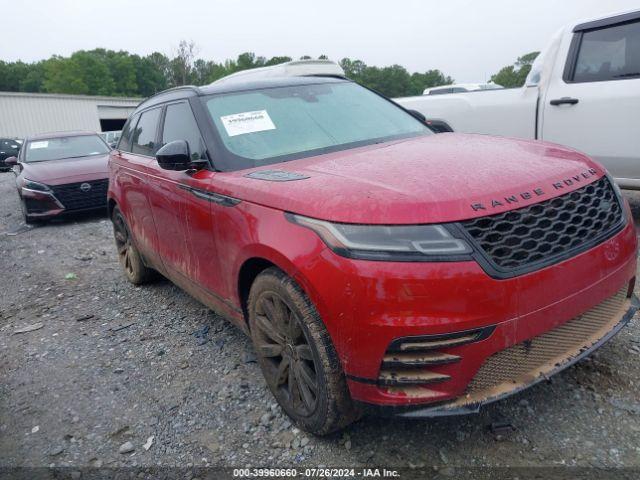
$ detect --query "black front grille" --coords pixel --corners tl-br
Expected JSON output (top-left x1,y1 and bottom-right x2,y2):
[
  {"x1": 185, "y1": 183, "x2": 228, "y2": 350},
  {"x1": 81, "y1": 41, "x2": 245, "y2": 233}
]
[
  {"x1": 51, "y1": 179, "x2": 108, "y2": 211},
  {"x1": 461, "y1": 177, "x2": 624, "y2": 273}
]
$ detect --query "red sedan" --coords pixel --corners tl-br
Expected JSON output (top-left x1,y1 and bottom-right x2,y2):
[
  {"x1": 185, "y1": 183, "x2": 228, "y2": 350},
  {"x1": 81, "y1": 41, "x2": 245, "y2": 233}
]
[
  {"x1": 107, "y1": 74, "x2": 637, "y2": 435},
  {"x1": 7, "y1": 131, "x2": 111, "y2": 223}
]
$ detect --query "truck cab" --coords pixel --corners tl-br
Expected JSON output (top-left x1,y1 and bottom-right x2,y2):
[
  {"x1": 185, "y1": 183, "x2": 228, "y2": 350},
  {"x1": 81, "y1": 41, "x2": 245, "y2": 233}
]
[{"x1": 396, "y1": 9, "x2": 640, "y2": 189}]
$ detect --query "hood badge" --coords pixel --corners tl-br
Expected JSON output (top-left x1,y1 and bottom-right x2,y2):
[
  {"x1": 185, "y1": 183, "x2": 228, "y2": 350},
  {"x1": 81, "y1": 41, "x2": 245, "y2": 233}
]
[
  {"x1": 80, "y1": 182, "x2": 92, "y2": 192},
  {"x1": 245, "y1": 170, "x2": 310, "y2": 182},
  {"x1": 470, "y1": 168, "x2": 597, "y2": 212}
]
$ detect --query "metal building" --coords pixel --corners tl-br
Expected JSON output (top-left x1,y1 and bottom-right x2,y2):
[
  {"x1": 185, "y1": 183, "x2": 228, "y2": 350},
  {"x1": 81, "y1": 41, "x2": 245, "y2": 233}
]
[{"x1": 0, "y1": 91, "x2": 142, "y2": 138}]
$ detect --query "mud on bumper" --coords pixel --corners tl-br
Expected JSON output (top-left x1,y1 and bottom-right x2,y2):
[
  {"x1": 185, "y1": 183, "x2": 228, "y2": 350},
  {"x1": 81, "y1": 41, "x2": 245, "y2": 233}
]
[{"x1": 358, "y1": 289, "x2": 639, "y2": 418}]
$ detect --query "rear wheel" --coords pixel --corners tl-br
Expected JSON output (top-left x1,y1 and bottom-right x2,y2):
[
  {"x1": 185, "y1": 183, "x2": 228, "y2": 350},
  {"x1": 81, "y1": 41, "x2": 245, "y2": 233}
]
[
  {"x1": 111, "y1": 206, "x2": 153, "y2": 285},
  {"x1": 248, "y1": 267, "x2": 360, "y2": 435}
]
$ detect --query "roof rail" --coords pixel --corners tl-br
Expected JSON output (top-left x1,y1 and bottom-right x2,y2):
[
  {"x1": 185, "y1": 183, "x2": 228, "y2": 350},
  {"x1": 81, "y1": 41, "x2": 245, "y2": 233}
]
[
  {"x1": 137, "y1": 85, "x2": 201, "y2": 108},
  {"x1": 210, "y1": 59, "x2": 345, "y2": 86}
]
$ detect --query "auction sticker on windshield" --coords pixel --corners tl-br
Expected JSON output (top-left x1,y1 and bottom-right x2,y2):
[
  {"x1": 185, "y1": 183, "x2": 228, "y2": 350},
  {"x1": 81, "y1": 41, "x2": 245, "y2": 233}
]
[
  {"x1": 29, "y1": 141, "x2": 49, "y2": 149},
  {"x1": 220, "y1": 110, "x2": 276, "y2": 137}
]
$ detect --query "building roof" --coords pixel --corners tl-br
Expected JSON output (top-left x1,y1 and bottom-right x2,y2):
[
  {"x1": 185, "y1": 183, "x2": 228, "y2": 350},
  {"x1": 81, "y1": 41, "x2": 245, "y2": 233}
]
[{"x1": 0, "y1": 91, "x2": 143, "y2": 103}]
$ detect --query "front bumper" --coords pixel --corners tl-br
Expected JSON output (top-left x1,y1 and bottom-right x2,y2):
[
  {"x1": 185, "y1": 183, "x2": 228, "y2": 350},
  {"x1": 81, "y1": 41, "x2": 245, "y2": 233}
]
[
  {"x1": 362, "y1": 293, "x2": 638, "y2": 417},
  {"x1": 21, "y1": 187, "x2": 65, "y2": 219},
  {"x1": 20, "y1": 181, "x2": 108, "y2": 220},
  {"x1": 295, "y1": 216, "x2": 638, "y2": 410}
]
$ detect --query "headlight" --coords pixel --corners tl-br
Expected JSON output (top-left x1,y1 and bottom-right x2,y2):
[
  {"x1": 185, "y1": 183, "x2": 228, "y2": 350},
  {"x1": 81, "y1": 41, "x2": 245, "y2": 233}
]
[
  {"x1": 22, "y1": 179, "x2": 51, "y2": 192},
  {"x1": 287, "y1": 213, "x2": 472, "y2": 261}
]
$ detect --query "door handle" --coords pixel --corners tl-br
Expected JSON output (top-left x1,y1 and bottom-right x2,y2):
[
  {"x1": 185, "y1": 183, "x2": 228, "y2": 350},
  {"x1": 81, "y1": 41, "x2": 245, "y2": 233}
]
[{"x1": 550, "y1": 97, "x2": 579, "y2": 106}]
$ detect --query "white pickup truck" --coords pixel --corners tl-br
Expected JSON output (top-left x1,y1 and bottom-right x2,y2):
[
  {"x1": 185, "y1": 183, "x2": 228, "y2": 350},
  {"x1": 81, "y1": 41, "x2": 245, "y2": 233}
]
[{"x1": 396, "y1": 9, "x2": 640, "y2": 189}]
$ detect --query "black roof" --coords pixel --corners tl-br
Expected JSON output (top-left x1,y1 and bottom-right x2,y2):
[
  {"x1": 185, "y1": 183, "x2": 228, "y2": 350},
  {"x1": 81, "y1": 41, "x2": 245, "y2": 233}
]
[
  {"x1": 574, "y1": 9, "x2": 640, "y2": 32},
  {"x1": 134, "y1": 76, "x2": 349, "y2": 113}
]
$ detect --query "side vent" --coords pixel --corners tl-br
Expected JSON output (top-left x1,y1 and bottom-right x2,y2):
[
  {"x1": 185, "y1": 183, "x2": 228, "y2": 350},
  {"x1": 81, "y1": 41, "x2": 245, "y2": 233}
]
[{"x1": 378, "y1": 327, "x2": 494, "y2": 393}]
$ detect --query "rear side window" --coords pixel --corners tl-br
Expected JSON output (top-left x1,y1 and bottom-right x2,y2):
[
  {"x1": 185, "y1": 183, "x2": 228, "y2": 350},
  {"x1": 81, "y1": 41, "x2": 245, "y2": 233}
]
[
  {"x1": 429, "y1": 88, "x2": 452, "y2": 95},
  {"x1": 161, "y1": 103, "x2": 207, "y2": 161},
  {"x1": 117, "y1": 114, "x2": 138, "y2": 152},
  {"x1": 131, "y1": 108, "x2": 161, "y2": 156},
  {"x1": 573, "y1": 20, "x2": 640, "y2": 82}
]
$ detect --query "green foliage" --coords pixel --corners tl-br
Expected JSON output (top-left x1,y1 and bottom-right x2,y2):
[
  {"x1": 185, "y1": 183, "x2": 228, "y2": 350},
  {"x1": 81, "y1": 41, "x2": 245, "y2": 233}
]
[
  {"x1": 340, "y1": 58, "x2": 452, "y2": 96},
  {"x1": 0, "y1": 45, "x2": 455, "y2": 98},
  {"x1": 490, "y1": 51, "x2": 540, "y2": 88}
]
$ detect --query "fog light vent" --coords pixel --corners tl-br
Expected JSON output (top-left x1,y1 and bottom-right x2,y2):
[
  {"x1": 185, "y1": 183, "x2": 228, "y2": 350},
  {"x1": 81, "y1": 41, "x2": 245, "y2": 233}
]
[{"x1": 378, "y1": 326, "x2": 494, "y2": 390}]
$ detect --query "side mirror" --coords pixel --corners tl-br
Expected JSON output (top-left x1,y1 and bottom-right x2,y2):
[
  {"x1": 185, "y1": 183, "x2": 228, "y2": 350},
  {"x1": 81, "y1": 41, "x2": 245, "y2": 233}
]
[
  {"x1": 407, "y1": 109, "x2": 427, "y2": 123},
  {"x1": 156, "y1": 140, "x2": 194, "y2": 171},
  {"x1": 4, "y1": 156, "x2": 18, "y2": 166}
]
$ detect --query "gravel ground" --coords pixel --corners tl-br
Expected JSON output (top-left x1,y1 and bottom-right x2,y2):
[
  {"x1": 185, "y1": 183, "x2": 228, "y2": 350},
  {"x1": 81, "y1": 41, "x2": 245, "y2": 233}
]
[{"x1": 1, "y1": 171, "x2": 640, "y2": 474}]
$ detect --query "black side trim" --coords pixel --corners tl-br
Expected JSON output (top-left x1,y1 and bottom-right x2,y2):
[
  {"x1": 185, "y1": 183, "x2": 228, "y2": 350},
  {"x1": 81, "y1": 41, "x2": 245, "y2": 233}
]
[
  {"x1": 386, "y1": 325, "x2": 496, "y2": 353},
  {"x1": 573, "y1": 10, "x2": 640, "y2": 32},
  {"x1": 346, "y1": 374, "x2": 378, "y2": 385},
  {"x1": 177, "y1": 184, "x2": 241, "y2": 206},
  {"x1": 563, "y1": 32, "x2": 583, "y2": 83}
]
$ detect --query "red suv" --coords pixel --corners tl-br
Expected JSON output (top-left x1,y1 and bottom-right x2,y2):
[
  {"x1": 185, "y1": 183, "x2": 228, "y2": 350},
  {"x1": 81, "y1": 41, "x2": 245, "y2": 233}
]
[{"x1": 108, "y1": 74, "x2": 637, "y2": 435}]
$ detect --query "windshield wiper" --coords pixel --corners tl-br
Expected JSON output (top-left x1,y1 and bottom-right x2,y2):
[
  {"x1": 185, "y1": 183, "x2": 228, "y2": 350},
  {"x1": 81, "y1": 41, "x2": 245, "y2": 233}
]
[{"x1": 61, "y1": 153, "x2": 105, "y2": 159}]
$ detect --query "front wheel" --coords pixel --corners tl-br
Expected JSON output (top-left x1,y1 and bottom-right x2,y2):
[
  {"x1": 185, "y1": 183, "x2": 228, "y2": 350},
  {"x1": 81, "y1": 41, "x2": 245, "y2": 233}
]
[
  {"x1": 111, "y1": 206, "x2": 154, "y2": 285},
  {"x1": 248, "y1": 267, "x2": 360, "y2": 435}
]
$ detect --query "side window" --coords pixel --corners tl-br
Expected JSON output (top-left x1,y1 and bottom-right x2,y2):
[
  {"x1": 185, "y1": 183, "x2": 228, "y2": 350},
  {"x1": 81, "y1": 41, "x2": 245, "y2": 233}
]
[
  {"x1": 429, "y1": 88, "x2": 452, "y2": 95},
  {"x1": 117, "y1": 114, "x2": 138, "y2": 152},
  {"x1": 573, "y1": 20, "x2": 640, "y2": 82},
  {"x1": 161, "y1": 102, "x2": 207, "y2": 161},
  {"x1": 131, "y1": 108, "x2": 161, "y2": 156}
]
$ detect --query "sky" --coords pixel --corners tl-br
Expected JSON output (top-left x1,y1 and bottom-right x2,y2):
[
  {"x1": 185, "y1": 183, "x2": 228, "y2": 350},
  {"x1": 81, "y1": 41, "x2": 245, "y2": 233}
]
[{"x1": 1, "y1": 0, "x2": 639, "y2": 83}]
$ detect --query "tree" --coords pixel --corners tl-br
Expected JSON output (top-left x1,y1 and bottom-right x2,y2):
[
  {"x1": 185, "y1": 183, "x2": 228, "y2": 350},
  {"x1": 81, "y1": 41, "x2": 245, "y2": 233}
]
[
  {"x1": 43, "y1": 56, "x2": 90, "y2": 94},
  {"x1": 264, "y1": 56, "x2": 292, "y2": 66},
  {"x1": 409, "y1": 70, "x2": 453, "y2": 95},
  {"x1": 0, "y1": 48, "x2": 455, "y2": 98},
  {"x1": 491, "y1": 51, "x2": 540, "y2": 87},
  {"x1": 171, "y1": 40, "x2": 198, "y2": 86},
  {"x1": 134, "y1": 53, "x2": 169, "y2": 97},
  {"x1": 20, "y1": 61, "x2": 46, "y2": 92}
]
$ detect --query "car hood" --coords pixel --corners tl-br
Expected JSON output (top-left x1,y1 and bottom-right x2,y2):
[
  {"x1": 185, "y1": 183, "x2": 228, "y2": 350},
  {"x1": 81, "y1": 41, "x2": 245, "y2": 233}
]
[
  {"x1": 21, "y1": 154, "x2": 110, "y2": 185},
  {"x1": 212, "y1": 133, "x2": 605, "y2": 224}
]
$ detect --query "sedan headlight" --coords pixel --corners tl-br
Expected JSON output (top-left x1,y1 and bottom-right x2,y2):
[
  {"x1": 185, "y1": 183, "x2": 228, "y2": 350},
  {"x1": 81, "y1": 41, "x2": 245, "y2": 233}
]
[
  {"x1": 287, "y1": 213, "x2": 472, "y2": 261},
  {"x1": 22, "y1": 179, "x2": 51, "y2": 192}
]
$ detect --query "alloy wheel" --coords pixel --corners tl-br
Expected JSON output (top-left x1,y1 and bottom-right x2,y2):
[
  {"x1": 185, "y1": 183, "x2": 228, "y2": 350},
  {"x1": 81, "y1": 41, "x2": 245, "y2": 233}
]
[
  {"x1": 253, "y1": 291, "x2": 319, "y2": 417},
  {"x1": 113, "y1": 213, "x2": 135, "y2": 278}
]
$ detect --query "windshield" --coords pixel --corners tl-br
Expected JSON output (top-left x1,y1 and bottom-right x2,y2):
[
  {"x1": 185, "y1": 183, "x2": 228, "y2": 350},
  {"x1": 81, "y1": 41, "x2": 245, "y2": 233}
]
[
  {"x1": 204, "y1": 81, "x2": 430, "y2": 171},
  {"x1": 25, "y1": 135, "x2": 110, "y2": 162}
]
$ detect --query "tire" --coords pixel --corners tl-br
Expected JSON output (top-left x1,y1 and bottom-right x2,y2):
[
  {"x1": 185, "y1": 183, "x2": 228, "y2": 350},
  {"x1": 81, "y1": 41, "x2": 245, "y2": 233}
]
[
  {"x1": 248, "y1": 267, "x2": 360, "y2": 435},
  {"x1": 111, "y1": 206, "x2": 154, "y2": 285}
]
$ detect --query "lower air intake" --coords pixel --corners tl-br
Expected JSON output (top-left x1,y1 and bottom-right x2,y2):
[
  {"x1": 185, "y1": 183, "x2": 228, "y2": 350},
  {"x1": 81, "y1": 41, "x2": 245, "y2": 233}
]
[{"x1": 466, "y1": 286, "x2": 628, "y2": 398}]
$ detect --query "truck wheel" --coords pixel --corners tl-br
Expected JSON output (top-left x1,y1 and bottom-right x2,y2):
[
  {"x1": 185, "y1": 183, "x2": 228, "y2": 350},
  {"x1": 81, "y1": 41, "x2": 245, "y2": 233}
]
[
  {"x1": 248, "y1": 267, "x2": 360, "y2": 435},
  {"x1": 111, "y1": 206, "x2": 153, "y2": 285}
]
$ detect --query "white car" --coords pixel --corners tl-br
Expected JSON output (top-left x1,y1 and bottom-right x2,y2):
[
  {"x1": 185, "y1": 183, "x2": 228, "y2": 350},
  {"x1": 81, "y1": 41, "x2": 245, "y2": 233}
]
[
  {"x1": 99, "y1": 130, "x2": 122, "y2": 148},
  {"x1": 396, "y1": 9, "x2": 640, "y2": 189},
  {"x1": 423, "y1": 83, "x2": 503, "y2": 95}
]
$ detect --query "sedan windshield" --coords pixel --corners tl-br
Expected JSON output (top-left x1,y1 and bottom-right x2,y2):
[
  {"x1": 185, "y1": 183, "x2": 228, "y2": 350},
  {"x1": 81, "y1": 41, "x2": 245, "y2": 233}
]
[
  {"x1": 204, "y1": 81, "x2": 430, "y2": 171},
  {"x1": 25, "y1": 135, "x2": 110, "y2": 162}
]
